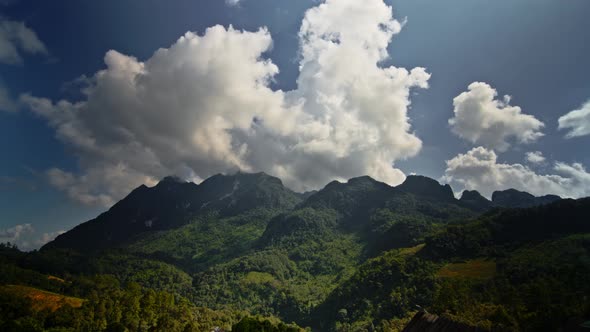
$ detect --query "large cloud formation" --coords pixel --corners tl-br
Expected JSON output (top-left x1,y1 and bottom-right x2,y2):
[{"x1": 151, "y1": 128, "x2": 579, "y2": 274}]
[
  {"x1": 558, "y1": 100, "x2": 590, "y2": 138},
  {"x1": 443, "y1": 147, "x2": 590, "y2": 199},
  {"x1": 449, "y1": 82, "x2": 544, "y2": 151},
  {"x1": 22, "y1": 0, "x2": 430, "y2": 206},
  {"x1": 0, "y1": 19, "x2": 47, "y2": 64}
]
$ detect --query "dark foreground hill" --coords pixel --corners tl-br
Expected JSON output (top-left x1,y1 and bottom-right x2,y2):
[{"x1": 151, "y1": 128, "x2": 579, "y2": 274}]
[{"x1": 1, "y1": 172, "x2": 588, "y2": 331}]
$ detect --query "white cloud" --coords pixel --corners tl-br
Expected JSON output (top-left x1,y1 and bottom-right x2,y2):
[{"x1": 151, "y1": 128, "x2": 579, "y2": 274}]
[
  {"x1": 443, "y1": 146, "x2": 590, "y2": 199},
  {"x1": 449, "y1": 82, "x2": 544, "y2": 152},
  {"x1": 46, "y1": 166, "x2": 158, "y2": 207},
  {"x1": 0, "y1": 223, "x2": 65, "y2": 250},
  {"x1": 0, "y1": 223, "x2": 34, "y2": 250},
  {"x1": 525, "y1": 151, "x2": 545, "y2": 164},
  {"x1": 558, "y1": 100, "x2": 590, "y2": 138},
  {"x1": 225, "y1": 0, "x2": 240, "y2": 6},
  {"x1": 37, "y1": 230, "x2": 66, "y2": 247},
  {"x1": 0, "y1": 19, "x2": 47, "y2": 64},
  {"x1": 22, "y1": 0, "x2": 430, "y2": 206},
  {"x1": 0, "y1": 223, "x2": 33, "y2": 241},
  {"x1": 0, "y1": 85, "x2": 17, "y2": 112}
]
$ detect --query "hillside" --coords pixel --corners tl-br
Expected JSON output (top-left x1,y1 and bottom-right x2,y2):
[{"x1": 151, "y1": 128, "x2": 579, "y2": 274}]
[
  {"x1": 1, "y1": 172, "x2": 588, "y2": 331},
  {"x1": 43, "y1": 172, "x2": 302, "y2": 252},
  {"x1": 0, "y1": 285, "x2": 84, "y2": 312}
]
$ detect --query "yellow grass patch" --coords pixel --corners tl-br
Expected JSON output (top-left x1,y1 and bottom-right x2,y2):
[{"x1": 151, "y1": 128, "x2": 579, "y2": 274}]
[
  {"x1": 1, "y1": 285, "x2": 84, "y2": 312},
  {"x1": 47, "y1": 275, "x2": 66, "y2": 283},
  {"x1": 437, "y1": 259, "x2": 496, "y2": 280},
  {"x1": 398, "y1": 244, "x2": 425, "y2": 257}
]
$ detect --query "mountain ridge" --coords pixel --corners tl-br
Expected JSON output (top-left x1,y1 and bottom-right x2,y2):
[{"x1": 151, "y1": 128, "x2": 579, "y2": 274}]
[
  {"x1": 43, "y1": 172, "x2": 302, "y2": 252},
  {"x1": 6, "y1": 171, "x2": 589, "y2": 332},
  {"x1": 43, "y1": 172, "x2": 564, "y2": 252}
]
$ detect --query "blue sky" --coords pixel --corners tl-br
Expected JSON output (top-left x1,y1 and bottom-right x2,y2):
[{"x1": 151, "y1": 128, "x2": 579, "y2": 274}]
[{"x1": 1, "y1": 0, "x2": 590, "y2": 249}]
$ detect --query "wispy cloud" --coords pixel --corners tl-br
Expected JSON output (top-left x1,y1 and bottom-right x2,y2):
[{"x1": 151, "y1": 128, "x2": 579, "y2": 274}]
[
  {"x1": 558, "y1": 100, "x2": 590, "y2": 138},
  {"x1": 0, "y1": 19, "x2": 47, "y2": 64},
  {"x1": 225, "y1": 0, "x2": 241, "y2": 7},
  {"x1": 0, "y1": 223, "x2": 65, "y2": 251},
  {"x1": 525, "y1": 151, "x2": 546, "y2": 165}
]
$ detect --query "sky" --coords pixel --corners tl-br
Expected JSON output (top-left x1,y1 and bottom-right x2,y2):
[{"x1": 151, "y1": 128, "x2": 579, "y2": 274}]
[{"x1": 1, "y1": 0, "x2": 590, "y2": 249}]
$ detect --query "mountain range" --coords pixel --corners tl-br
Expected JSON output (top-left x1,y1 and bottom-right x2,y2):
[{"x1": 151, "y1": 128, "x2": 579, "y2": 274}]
[
  {"x1": 44, "y1": 172, "x2": 560, "y2": 253},
  {"x1": 1, "y1": 172, "x2": 588, "y2": 332}
]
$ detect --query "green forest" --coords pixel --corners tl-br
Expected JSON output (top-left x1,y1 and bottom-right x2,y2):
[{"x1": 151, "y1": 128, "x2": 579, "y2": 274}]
[{"x1": 1, "y1": 173, "x2": 589, "y2": 331}]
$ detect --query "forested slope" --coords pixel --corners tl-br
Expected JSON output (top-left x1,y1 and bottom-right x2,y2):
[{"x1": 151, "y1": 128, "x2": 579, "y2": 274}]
[{"x1": 1, "y1": 172, "x2": 587, "y2": 331}]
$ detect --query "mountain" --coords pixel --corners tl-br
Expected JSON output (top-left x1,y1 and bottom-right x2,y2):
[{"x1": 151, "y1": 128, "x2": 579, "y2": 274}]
[
  {"x1": 491, "y1": 188, "x2": 561, "y2": 208},
  {"x1": 47, "y1": 173, "x2": 566, "y2": 254},
  {"x1": 458, "y1": 188, "x2": 561, "y2": 211},
  {"x1": 195, "y1": 172, "x2": 304, "y2": 215},
  {"x1": 260, "y1": 175, "x2": 475, "y2": 251},
  {"x1": 397, "y1": 175, "x2": 456, "y2": 202},
  {"x1": 43, "y1": 172, "x2": 302, "y2": 252},
  {"x1": 5, "y1": 172, "x2": 587, "y2": 332},
  {"x1": 298, "y1": 176, "x2": 396, "y2": 218},
  {"x1": 311, "y1": 197, "x2": 590, "y2": 331},
  {"x1": 423, "y1": 197, "x2": 590, "y2": 259},
  {"x1": 459, "y1": 190, "x2": 492, "y2": 211}
]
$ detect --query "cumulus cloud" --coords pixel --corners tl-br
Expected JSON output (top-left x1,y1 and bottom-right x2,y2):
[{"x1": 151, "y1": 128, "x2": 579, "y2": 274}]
[
  {"x1": 558, "y1": 100, "x2": 590, "y2": 138},
  {"x1": 443, "y1": 146, "x2": 590, "y2": 199},
  {"x1": 449, "y1": 82, "x2": 544, "y2": 152},
  {"x1": 22, "y1": 0, "x2": 430, "y2": 206},
  {"x1": 0, "y1": 19, "x2": 47, "y2": 64},
  {"x1": 45, "y1": 166, "x2": 159, "y2": 207},
  {"x1": 525, "y1": 151, "x2": 546, "y2": 164}
]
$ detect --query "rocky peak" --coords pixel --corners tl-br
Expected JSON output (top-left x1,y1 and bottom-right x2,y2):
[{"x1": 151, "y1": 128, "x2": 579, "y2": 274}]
[
  {"x1": 492, "y1": 189, "x2": 561, "y2": 208},
  {"x1": 397, "y1": 175, "x2": 455, "y2": 201}
]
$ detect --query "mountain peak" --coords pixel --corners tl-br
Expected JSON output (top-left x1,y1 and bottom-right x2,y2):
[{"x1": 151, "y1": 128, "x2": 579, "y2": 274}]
[
  {"x1": 459, "y1": 190, "x2": 492, "y2": 211},
  {"x1": 492, "y1": 188, "x2": 534, "y2": 200},
  {"x1": 492, "y1": 189, "x2": 561, "y2": 208},
  {"x1": 460, "y1": 190, "x2": 487, "y2": 201},
  {"x1": 302, "y1": 175, "x2": 393, "y2": 213},
  {"x1": 195, "y1": 171, "x2": 302, "y2": 215},
  {"x1": 397, "y1": 175, "x2": 455, "y2": 201},
  {"x1": 158, "y1": 175, "x2": 187, "y2": 185},
  {"x1": 43, "y1": 171, "x2": 301, "y2": 252},
  {"x1": 201, "y1": 171, "x2": 282, "y2": 186},
  {"x1": 347, "y1": 175, "x2": 380, "y2": 185},
  {"x1": 236, "y1": 171, "x2": 284, "y2": 186}
]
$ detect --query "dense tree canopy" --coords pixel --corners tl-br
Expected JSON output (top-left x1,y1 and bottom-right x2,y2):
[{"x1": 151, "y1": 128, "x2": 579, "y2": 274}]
[{"x1": 1, "y1": 174, "x2": 589, "y2": 331}]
